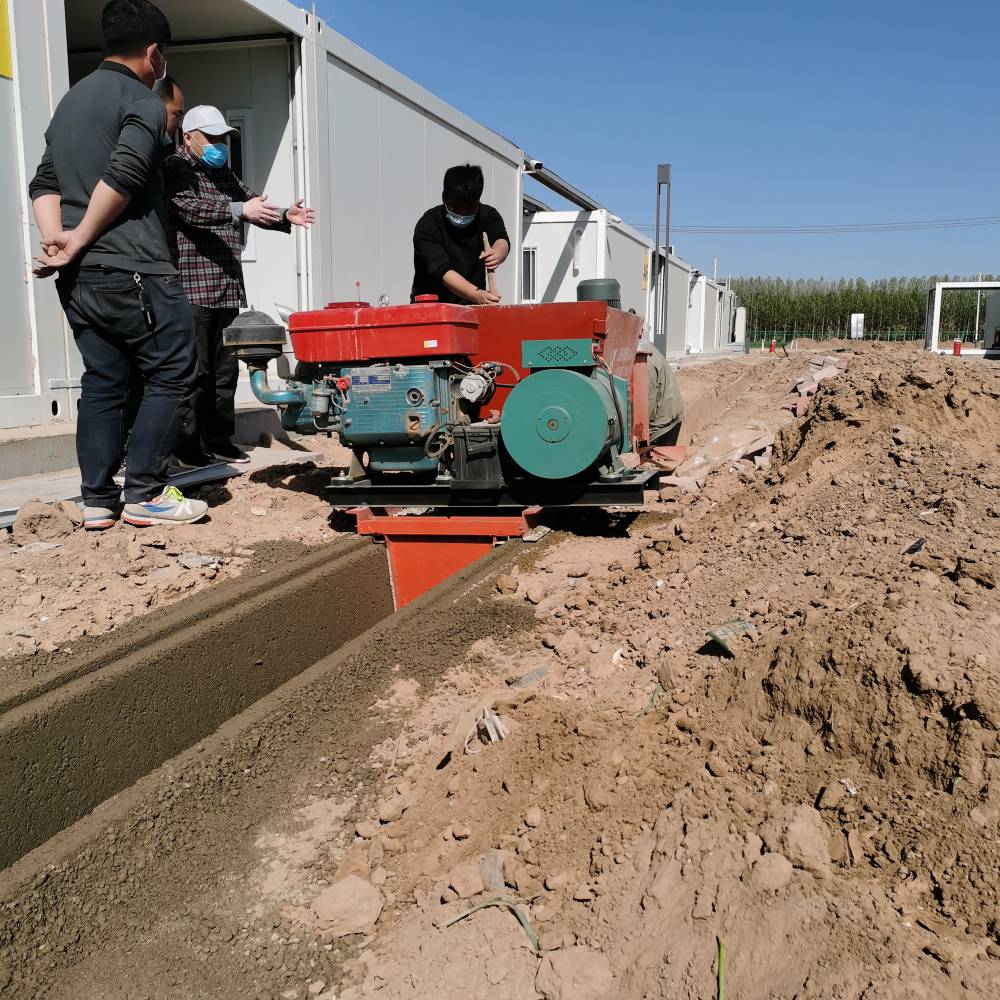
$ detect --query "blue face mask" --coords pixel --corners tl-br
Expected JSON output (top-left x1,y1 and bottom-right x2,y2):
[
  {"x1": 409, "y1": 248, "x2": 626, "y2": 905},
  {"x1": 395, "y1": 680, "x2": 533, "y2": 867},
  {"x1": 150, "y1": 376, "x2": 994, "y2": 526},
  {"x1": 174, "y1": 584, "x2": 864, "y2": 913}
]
[
  {"x1": 194, "y1": 137, "x2": 229, "y2": 169},
  {"x1": 445, "y1": 206, "x2": 476, "y2": 227}
]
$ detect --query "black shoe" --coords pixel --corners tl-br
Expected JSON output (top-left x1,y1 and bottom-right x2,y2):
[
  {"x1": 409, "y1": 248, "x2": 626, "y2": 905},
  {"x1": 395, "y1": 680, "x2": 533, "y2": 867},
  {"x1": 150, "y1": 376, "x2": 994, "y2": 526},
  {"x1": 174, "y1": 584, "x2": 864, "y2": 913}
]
[
  {"x1": 209, "y1": 447, "x2": 251, "y2": 465},
  {"x1": 169, "y1": 449, "x2": 216, "y2": 472}
]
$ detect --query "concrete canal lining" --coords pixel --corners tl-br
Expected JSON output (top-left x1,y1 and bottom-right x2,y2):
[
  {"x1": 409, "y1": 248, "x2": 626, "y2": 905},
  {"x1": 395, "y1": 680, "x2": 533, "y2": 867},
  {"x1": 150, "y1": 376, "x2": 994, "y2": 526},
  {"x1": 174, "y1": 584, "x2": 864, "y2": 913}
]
[{"x1": 0, "y1": 537, "x2": 393, "y2": 870}]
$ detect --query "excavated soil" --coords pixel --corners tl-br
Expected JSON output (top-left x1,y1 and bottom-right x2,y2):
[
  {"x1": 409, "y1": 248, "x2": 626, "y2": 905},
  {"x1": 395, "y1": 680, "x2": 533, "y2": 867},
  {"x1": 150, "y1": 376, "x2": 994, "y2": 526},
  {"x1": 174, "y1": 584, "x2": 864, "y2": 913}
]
[
  {"x1": 2, "y1": 345, "x2": 999, "y2": 1000},
  {"x1": 0, "y1": 440, "x2": 351, "y2": 682}
]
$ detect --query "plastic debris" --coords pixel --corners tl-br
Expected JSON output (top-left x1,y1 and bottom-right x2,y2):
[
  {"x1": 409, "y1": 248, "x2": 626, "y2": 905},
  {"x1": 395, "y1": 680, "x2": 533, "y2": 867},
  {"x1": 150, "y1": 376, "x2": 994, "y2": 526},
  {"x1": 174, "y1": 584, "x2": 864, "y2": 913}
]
[
  {"x1": 521, "y1": 525, "x2": 552, "y2": 544},
  {"x1": 479, "y1": 849, "x2": 506, "y2": 893},
  {"x1": 464, "y1": 707, "x2": 508, "y2": 755},
  {"x1": 706, "y1": 620, "x2": 752, "y2": 657},
  {"x1": 443, "y1": 895, "x2": 540, "y2": 952},
  {"x1": 177, "y1": 552, "x2": 221, "y2": 570},
  {"x1": 509, "y1": 665, "x2": 551, "y2": 689},
  {"x1": 636, "y1": 683, "x2": 665, "y2": 718}
]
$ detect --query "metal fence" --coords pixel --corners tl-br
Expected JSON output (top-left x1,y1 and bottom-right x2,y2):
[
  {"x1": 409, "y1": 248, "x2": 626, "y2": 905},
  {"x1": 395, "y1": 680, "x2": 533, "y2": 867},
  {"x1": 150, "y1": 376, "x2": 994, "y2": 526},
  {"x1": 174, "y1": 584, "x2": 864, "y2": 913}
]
[{"x1": 747, "y1": 329, "x2": 927, "y2": 348}]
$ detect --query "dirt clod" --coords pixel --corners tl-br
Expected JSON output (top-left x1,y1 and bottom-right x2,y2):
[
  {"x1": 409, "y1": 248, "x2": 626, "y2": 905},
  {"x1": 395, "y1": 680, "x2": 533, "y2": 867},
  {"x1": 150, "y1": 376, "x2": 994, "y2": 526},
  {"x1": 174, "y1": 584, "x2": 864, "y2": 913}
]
[
  {"x1": 535, "y1": 946, "x2": 614, "y2": 1000},
  {"x1": 12, "y1": 500, "x2": 75, "y2": 545},
  {"x1": 312, "y1": 876, "x2": 384, "y2": 937}
]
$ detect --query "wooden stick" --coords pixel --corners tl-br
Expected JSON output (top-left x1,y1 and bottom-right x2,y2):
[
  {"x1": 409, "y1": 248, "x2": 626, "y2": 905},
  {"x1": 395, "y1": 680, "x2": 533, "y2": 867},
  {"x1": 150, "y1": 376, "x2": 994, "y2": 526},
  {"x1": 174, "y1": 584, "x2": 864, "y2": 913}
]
[{"x1": 483, "y1": 232, "x2": 498, "y2": 296}]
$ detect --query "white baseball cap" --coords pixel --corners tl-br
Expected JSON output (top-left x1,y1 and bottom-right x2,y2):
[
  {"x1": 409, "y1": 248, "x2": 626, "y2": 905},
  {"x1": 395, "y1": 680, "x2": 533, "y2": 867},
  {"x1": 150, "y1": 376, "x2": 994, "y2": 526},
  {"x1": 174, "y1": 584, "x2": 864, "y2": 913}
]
[{"x1": 182, "y1": 105, "x2": 238, "y2": 137}]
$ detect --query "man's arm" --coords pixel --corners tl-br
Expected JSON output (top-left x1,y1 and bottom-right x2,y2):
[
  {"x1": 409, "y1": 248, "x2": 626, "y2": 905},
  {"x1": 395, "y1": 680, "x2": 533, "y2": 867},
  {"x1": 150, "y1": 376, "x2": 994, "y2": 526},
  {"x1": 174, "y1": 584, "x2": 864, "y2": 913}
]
[
  {"x1": 480, "y1": 207, "x2": 510, "y2": 270},
  {"x1": 34, "y1": 182, "x2": 132, "y2": 273},
  {"x1": 233, "y1": 175, "x2": 289, "y2": 231},
  {"x1": 32, "y1": 195, "x2": 62, "y2": 242},
  {"x1": 102, "y1": 100, "x2": 164, "y2": 197},
  {"x1": 29, "y1": 144, "x2": 62, "y2": 241},
  {"x1": 442, "y1": 270, "x2": 499, "y2": 305}
]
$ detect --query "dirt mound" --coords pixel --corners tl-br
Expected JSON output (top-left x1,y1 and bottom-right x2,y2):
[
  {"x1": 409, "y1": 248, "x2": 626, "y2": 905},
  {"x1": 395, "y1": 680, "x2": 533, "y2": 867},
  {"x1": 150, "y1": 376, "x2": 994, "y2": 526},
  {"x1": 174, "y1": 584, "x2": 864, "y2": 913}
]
[
  {"x1": 5, "y1": 347, "x2": 999, "y2": 999},
  {"x1": 322, "y1": 349, "x2": 1000, "y2": 999}
]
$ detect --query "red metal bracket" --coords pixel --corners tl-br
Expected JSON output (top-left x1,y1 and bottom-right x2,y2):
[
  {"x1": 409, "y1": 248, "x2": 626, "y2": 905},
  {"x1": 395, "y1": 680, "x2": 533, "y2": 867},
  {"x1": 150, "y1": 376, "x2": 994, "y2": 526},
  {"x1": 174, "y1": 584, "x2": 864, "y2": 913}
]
[{"x1": 351, "y1": 507, "x2": 542, "y2": 609}]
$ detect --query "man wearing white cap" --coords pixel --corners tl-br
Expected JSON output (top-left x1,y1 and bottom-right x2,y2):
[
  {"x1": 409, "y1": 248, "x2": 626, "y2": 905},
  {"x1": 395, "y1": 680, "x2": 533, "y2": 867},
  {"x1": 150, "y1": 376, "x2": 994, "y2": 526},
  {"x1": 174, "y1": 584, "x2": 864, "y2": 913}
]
[{"x1": 164, "y1": 104, "x2": 315, "y2": 466}]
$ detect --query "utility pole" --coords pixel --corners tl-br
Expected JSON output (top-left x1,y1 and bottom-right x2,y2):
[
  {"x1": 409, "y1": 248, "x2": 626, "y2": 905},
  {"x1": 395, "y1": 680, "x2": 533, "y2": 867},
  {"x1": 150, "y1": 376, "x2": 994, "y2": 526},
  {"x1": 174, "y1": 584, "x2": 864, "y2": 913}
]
[{"x1": 975, "y1": 272, "x2": 983, "y2": 344}]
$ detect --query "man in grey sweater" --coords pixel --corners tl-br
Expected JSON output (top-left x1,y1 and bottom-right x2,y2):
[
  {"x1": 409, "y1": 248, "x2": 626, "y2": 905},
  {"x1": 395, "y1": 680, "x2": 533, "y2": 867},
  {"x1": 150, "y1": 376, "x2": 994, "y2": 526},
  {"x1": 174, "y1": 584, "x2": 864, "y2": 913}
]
[{"x1": 29, "y1": 0, "x2": 206, "y2": 529}]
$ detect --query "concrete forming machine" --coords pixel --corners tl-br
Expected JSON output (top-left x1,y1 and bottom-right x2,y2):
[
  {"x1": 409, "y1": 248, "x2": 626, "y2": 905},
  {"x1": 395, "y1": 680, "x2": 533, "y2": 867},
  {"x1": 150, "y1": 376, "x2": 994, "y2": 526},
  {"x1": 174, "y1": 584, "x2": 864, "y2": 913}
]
[{"x1": 225, "y1": 285, "x2": 660, "y2": 606}]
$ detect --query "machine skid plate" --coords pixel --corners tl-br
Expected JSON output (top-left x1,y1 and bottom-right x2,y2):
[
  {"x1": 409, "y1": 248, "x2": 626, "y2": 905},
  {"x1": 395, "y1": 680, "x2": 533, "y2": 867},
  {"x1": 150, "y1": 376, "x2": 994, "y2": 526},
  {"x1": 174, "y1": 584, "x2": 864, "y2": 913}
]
[
  {"x1": 352, "y1": 507, "x2": 542, "y2": 608},
  {"x1": 326, "y1": 468, "x2": 660, "y2": 509}
]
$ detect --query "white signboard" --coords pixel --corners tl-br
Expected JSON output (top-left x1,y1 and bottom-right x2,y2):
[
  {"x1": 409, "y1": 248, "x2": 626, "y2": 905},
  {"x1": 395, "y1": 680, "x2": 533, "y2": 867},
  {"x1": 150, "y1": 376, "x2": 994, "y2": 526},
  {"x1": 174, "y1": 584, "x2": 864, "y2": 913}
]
[{"x1": 850, "y1": 313, "x2": 865, "y2": 339}]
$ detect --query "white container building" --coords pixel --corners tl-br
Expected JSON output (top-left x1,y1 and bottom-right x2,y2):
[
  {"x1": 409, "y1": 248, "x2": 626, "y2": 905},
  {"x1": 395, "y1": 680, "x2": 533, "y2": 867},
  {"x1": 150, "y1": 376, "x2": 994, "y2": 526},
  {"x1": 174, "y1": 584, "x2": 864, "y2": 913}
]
[
  {"x1": 0, "y1": 0, "x2": 737, "y2": 437},
  {"x1": 520, "y1": 209, "x2": 651, "y2": 317},
  {"x1": 2, "y1": 0, "x2": 524, "y2": 431},
  {"x1": 685, "y1": 273, "x2": 740, "y2": 354}
]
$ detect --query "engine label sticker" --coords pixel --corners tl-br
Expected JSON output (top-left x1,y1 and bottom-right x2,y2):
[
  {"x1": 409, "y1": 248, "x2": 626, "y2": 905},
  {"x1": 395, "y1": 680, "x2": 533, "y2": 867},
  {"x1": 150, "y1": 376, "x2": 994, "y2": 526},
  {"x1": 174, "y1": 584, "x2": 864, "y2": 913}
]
[
  {"x1": 351, "y1": 366, "x2": 392, "y2": 392},
  {"x1": 423, "y1": 339, "x2": 439, "y2": 348}
]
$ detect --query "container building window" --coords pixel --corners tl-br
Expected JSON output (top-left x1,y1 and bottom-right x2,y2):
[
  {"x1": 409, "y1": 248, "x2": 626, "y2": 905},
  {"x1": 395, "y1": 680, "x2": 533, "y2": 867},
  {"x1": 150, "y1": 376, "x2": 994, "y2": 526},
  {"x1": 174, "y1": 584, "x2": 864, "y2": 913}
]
[{"x1": 522, "y1": 247, "x2": 537, "y2": 302}]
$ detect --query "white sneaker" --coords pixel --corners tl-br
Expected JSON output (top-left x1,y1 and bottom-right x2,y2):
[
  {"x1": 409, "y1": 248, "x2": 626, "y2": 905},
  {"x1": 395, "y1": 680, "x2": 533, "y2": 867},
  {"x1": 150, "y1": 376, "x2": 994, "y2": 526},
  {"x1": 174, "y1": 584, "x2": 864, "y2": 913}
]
[
  {"x1": 122, "y1": 485, "x2": 208, "y2": 527},
  {"x1": 84, "y1": 505, "x2": 121, "y2": 530}
]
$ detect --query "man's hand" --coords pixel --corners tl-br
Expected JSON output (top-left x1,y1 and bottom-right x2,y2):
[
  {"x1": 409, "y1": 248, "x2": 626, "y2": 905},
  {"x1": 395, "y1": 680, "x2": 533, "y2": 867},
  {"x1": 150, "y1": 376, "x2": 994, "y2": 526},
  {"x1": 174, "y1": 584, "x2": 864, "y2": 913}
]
[
  {"x1": 285, "y1": 199, "x2": 316, "y2": 229},
  {"x1": 479, "y1": 241, "x2": 505, "y2": 271},
  {"x1": 471, "y1": 289, "x2": 502, "y2": 305},
  {"x1": 33, "y1": 230, "x2": 87, "y2": 277},
  {"x1": 242, "y1": 194, "x2": 282, "y2": 225}
]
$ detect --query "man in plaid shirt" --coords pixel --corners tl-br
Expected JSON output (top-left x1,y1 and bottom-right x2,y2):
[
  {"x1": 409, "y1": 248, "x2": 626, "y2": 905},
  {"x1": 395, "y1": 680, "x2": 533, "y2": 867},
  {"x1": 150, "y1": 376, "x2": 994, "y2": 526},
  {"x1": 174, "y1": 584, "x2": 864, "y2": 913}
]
[{"x1": 164, "y1": 104, "x2": 314, "y2": 465}]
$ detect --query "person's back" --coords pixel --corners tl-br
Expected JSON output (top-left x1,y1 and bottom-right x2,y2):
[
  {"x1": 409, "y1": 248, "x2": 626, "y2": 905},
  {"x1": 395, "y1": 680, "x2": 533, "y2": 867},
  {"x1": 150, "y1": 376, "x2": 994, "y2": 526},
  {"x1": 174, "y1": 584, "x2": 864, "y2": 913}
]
[
  {"x1": 28, "y1": 0, "x2": 205, "y2": 530},
  {"x1": 39, "y1": 62, "x2": 173, "y2": 274}
]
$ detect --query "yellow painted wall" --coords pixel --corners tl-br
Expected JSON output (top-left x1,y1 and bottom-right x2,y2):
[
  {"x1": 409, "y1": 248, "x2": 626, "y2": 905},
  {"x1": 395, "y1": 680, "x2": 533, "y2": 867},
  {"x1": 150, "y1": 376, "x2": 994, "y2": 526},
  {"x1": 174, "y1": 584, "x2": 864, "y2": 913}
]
[{"x1": 0, "y1": 1, "x2": 11, "y2": 80}]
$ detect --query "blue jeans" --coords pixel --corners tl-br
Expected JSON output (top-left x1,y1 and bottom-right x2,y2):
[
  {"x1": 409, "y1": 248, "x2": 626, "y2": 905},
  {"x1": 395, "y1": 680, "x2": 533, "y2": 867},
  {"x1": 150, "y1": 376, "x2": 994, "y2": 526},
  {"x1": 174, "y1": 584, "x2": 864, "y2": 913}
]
[{"x1": 57, "y1": 268, "x2": 195, "y2": 505}]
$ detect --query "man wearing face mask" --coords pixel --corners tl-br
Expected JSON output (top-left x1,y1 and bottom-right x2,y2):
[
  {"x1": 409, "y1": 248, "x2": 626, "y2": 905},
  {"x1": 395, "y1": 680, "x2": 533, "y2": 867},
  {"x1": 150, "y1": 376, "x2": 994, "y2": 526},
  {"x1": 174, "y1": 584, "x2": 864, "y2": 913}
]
[
  {"x1": 411, "y1": 164, "x2": 509, "y2": 305},
  {"x1": 159, "y1": 75, "x2": 185, "y2": 147},
  {"x1": 163, "y1": 105, "x2": 315, "y2": 466},
  {"x1": 28, "y1": 0, "x2": 206, "y2": 530}
]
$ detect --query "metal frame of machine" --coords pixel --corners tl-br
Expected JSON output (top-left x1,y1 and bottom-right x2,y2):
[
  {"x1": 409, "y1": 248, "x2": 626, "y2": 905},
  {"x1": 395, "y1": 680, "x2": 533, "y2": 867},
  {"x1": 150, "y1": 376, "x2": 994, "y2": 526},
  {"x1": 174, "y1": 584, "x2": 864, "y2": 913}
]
[{"x1": 224, "y1": 296, "x2": 661, "y2": 607}]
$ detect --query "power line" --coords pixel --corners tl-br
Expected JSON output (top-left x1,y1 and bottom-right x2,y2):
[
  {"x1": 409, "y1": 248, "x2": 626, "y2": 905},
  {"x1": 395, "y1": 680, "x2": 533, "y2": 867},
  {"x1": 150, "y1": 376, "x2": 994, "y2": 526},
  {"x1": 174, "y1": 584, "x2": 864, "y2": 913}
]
[{"x1": 628, "y1": 215, "x2": 1000, "y2": 235}]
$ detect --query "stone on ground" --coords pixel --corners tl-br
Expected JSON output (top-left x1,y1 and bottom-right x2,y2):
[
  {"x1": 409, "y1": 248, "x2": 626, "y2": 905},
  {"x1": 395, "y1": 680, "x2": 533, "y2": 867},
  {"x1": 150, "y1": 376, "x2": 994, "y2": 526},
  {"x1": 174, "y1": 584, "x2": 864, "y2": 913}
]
[
  {"x1": 12, "y1": 501, "x2": 75, "y2": 546},
  {"x1": 535, "y1": 946, "x2": 614, "y2": 1000},
  {"x1": 781, "y1": 806, "x2": 832, "y2": 878},
  {"x1": 311, "y1": 875, "x2": 383, "y2": 937},
  {"x1": 751, "y1": 852, "x2": 794, "y2": 891}
]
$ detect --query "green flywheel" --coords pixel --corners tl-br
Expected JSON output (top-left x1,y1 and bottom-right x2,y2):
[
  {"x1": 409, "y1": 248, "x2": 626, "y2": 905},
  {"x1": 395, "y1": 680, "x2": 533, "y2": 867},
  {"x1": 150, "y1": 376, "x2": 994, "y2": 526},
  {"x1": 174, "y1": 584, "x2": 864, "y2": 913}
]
[{"x1": 500, "y1": 368, "x2": 616, "y2": 480}]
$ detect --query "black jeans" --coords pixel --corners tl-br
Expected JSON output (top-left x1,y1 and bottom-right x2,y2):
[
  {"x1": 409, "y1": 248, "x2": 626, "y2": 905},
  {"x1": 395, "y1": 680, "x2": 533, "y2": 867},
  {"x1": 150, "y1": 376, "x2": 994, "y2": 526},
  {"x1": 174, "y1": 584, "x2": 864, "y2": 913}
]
[
  {"x1": 58, "y1": 268, "x2": 195, "y2": 506},
  {"x1": 177, "y1": 305, "x2": 240, "y2": 456}
]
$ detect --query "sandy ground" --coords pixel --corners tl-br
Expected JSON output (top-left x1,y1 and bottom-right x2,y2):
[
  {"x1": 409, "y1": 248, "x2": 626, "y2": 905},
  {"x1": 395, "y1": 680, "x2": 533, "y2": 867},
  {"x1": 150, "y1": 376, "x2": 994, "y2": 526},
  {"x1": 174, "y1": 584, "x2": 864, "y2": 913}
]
[
  {"x1": 3, "y1": 344, "x2": 999, "y2": 999},
  {"x1": 328, "y1": 345, "x2": 999, "y2": 1000},
  {"x1": 0, "y1": 436, "x2": 352, "y2": 677}
]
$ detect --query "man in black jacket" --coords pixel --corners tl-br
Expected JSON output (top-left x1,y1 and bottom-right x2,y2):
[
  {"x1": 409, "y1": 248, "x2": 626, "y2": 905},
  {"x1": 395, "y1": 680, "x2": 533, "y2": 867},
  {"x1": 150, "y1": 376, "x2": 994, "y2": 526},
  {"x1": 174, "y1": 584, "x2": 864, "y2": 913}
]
[
  {"x1": 29, "y1": 0, "x2": 205, "y2": 530},
  {"x1": 411, "y1": 164, "x2": 509, "y2": 305}
]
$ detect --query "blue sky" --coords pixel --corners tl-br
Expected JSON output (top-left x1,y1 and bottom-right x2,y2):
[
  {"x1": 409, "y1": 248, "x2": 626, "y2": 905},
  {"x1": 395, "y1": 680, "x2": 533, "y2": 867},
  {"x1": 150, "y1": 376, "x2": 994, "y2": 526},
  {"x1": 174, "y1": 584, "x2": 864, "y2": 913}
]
[{"x1": 318, "y1": 0, "x2": 999, "y2": 280}]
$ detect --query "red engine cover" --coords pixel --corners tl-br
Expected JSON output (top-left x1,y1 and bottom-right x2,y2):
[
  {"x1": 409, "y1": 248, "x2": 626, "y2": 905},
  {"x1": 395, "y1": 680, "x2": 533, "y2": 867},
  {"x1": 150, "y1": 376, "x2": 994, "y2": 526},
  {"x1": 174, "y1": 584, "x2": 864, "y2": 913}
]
[{"x1": 289, "y1": 301, "x2": 479, "y2": 363}]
